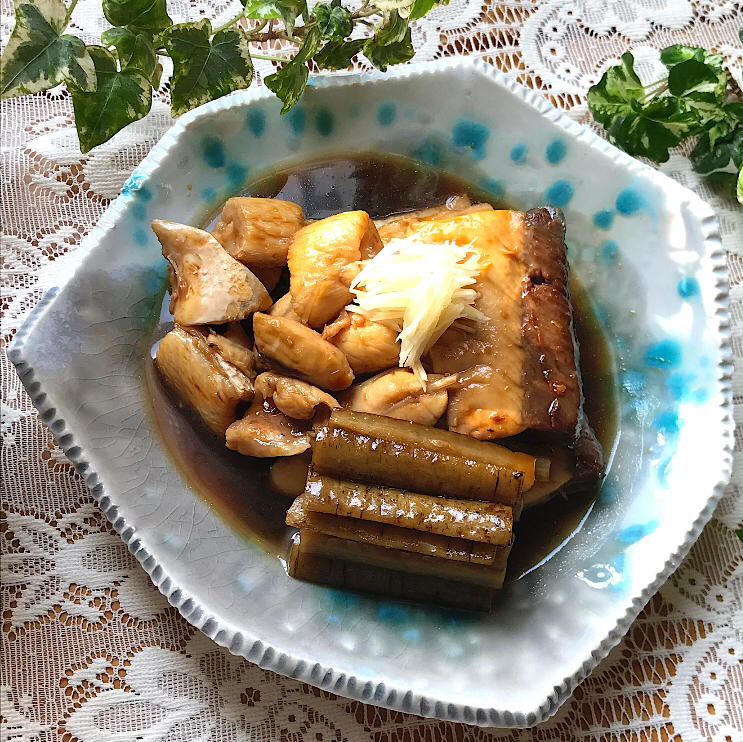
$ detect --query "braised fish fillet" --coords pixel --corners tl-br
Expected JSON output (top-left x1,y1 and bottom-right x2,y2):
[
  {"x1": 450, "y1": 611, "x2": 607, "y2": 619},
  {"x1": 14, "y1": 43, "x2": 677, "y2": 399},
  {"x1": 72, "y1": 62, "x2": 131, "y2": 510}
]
[{"x1": 386, "y1": 207, "x2": 581, "y2": 440}]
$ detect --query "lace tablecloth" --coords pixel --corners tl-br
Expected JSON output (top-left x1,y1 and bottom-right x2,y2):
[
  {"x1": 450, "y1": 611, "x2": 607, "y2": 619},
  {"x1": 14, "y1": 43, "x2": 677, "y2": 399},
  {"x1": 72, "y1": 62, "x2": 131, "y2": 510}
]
[{"x1": 2, "y1": 1, "x2": 742, "y2": 739}]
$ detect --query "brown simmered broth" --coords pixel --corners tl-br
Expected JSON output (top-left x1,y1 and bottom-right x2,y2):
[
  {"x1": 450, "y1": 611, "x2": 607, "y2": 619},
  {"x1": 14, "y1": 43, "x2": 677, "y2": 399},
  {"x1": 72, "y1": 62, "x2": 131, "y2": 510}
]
[{"x1": 145, "y1": 154, "x2": 618, "y2": 598}]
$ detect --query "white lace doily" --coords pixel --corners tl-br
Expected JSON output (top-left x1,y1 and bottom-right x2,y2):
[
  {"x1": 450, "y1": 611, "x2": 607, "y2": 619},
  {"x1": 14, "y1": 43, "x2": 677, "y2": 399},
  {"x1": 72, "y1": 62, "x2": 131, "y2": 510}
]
[{"x1": 2, "y1": 1, "x2": 742, "y2": 739}]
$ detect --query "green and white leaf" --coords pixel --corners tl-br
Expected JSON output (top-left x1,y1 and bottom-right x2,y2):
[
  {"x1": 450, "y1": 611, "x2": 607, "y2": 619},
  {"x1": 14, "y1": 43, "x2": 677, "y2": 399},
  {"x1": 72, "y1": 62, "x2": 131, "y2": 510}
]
[
  {"x1": 408, "y1": 0, "x2": 442, "y2": 21},
  {"x1": 314, "y1": 39, "x2": 365, "y2": 69},
  {"x1": 364, "y1": 25, "x2": 414, "y2": 71},
  {"x1": 241, "y1": 0, "x2": 305, "y2": 35},
  {"x1": 586, "y1": 52, "x2": 645, "y2": 127},
  {"x1": 161, "y1": 20, "x2": 255, "y2": 118},
  {"x1": 102, "y1": 0, "x2": 172, "y2": 35},
  {"x1": 70, "y1": 46, "x2": 152, "y2": 152},
  {"x1": 1, "y1": 0, "x2": 96, "y2": 98},
  {"x1": 241, "y1": 0, "x2": 283, "y2": 19},
  {"x1": 314, "y1": 3, "x2": 353, "y2": 39},
  {"x1": 736, "y1": 165, "x2": 742, "y2": 205},
  {"x1": 264, "y1": 25, "x2": 321, "y2": 112},
  {"x1": 100, "y1": 27, "x2": 160, "y2": 84}
]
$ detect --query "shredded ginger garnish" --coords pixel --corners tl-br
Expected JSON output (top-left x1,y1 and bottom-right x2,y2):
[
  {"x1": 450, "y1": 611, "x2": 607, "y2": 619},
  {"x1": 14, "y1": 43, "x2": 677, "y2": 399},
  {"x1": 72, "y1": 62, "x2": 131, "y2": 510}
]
[{"x1": 348, "y1": 234, "x2": 488, "y2": 382}]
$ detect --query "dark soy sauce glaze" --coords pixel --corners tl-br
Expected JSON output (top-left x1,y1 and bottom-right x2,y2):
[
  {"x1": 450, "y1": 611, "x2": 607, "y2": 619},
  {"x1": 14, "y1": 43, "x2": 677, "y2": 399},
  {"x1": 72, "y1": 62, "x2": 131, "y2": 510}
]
[{"x1": 145, "y1": 153, "x2": 619, "y2": 580}]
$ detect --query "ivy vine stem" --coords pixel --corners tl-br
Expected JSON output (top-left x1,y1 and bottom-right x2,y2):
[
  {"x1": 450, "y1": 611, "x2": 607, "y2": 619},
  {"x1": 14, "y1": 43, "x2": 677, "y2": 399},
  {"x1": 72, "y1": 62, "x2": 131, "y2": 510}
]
[
  {"x1": 64, "y1": 0, "x2": 80, "y2": 26},
  {"x1": 213, "y1": 10, "x2": 247, "y2": 34}
]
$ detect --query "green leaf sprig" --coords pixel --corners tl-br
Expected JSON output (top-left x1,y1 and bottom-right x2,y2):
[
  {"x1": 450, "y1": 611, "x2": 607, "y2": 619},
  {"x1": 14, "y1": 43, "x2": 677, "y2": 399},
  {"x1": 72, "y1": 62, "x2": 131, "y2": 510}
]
[
  {"x1": 0, "y1": 0, "x2": 449, "y2": 152},
  {"x1": 588, "y1": 32, "x2": 743, "y2": 204}
]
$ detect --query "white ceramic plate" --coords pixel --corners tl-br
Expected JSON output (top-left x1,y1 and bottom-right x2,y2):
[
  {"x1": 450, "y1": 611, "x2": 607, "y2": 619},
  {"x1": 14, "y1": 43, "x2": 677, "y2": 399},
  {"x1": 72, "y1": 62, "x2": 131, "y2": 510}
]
[{"x1": 9, "y1": 58, "x2": 733, "y2": 727}]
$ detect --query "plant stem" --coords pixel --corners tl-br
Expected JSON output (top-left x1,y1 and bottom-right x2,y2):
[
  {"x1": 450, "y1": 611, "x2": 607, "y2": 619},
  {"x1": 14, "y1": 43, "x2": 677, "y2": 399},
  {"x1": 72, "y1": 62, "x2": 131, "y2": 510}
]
[
  {"x1": 213, "y1": 10, "x2": 246, "y2": 34},
  {"x1": 250, "y1": 52, "x2": 291, "y2": 63},
  {"x1": 64, "y1": 0, "x2": 79, "y2": 26}
]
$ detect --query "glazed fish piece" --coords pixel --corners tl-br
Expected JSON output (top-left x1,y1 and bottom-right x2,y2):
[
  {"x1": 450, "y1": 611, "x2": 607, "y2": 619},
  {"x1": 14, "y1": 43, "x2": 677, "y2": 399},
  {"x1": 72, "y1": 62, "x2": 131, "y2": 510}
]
[
  {"x1": 286, "y1": 504, "x2": 506, "y2": 565},
  {"x1": 296, "y1": 471, "x2": 513, "y2": 546},
  {"x1": 266, "y1": 292, "x2": 302, "y2": 321},
  {"x1": 156, "y1": 325, "x2": 254, "y2": 436},
  {"x1": 212, "y1": 197, "x2": 304, "y2": 267},
  {"x1": 153, "y1": 220, "x2": 271, "y2": 325},
  {"x1": 407, "y1": 208, "x2": 582, "y2": 440},
  {"x1": 312, "y1": 409, "x2": 539, "y2": 506},
  {"x1": 322, "y1": 310, "x2": 400, "y2": 375},
  {"x1": 340, "y1": 368, "x2": 451, "y2": 427},
  {"x1": 288, "y1": 211, "x2": 383, "y2": 328},
  {"x1": 254, "y1": 372, "x2": 339, "y2": 420},
  {"x1": 225, "y1": 394, "x2": 311, "y2": 457},
  {"x1": 252, "y1": 313, "x2": 354, "y2": 391}
]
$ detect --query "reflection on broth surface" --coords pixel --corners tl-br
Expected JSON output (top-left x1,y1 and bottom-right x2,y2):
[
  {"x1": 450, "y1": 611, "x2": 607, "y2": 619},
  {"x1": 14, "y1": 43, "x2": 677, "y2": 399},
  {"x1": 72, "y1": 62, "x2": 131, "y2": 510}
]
[{"x1": 145, "y1": 154, "x2": 618, "y2": 582}]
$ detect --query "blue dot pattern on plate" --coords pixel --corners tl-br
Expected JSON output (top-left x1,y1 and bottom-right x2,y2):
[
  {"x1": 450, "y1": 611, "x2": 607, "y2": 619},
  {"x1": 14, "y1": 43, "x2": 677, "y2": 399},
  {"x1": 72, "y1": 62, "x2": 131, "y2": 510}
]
[
  {"x1": 480, "y1": 177, "x2": 505, "y2": 199},
  {"x1": 412, "y1": 140, "x2": 443, "y2": 166},
  {"x1": 678, "y1": 277, "x2": 700, "y2": 298},
  {"x1": 201, "y1": 136, "x2": 226, "y2": 169},
  {"x1": 643, "y1": 339, "x2": 682, "y2": 369},
  {"x1": 201, "y1": 186, "x2": 218, "y2": 204},
  {"x1": 133, "y1": 228, "x2": 149, "y2": 246},
  {"x1": 593, "y1": 209, "x2": 614, "y2": 230},
  {"x1": 288, "y1": 108, "x2": 306, "y2": 135},
  {"x1": 654, "y1": 410, "x2": 680, "y2": 434},
  {"x1": 601, "y1": 240, "x2": 619, "y2": 262},
  {"x1": 546, "y1": 180, "x2": 574, "y2": 207},
  {"x1": 452, "y1": 120, "x2": 489, "y2": 161},
  {"x1": 510, "y1": 143, "x2": 527, "y2": 164},
  {"x1": 315, "y1": 108, "x2": 334, "y2": 137},
  {"x1": 616, "y1": 186, "x2": 645, "y2": 215},
  {"x1": 545, "y1": 139, "x2": 567, "y2": 164},
  {"x1": 227, "y1": 163, "x2": 248, "y2": 188},
  {"x1": 377, "y1": 102, "x2": 396, "y2": 126},
  {"x1": 246, "y1": 109, "x2": 265, "y2": 138},
  {"x1": 131, "y1": 202, "x2": 147, "y2": 221},
  {"x1": 617, "y1": 520, "x2": 659, "y2": 544}
]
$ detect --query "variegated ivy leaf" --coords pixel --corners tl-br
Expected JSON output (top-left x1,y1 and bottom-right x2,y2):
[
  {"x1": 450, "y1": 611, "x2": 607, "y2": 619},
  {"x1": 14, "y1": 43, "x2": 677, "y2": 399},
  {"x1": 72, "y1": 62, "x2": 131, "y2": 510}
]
[
  {"x1": 1, "y1": 0, "x2": 96, "y2": 98},
  {"x1": 241, "y1": 0, "x2": 306, "y2": 36},
  {"x1": 102, "y1": 0, "x2": 172, "y2": 36},
  {"x1": 161, "y1": 20, "x2": 254, "y2": 118},
  {"x1": 100, "y1": 27, "x2": 160, "y2": 86},
  {"x1": 70, "y1": 45, "x2": 152, "y2": 153}
]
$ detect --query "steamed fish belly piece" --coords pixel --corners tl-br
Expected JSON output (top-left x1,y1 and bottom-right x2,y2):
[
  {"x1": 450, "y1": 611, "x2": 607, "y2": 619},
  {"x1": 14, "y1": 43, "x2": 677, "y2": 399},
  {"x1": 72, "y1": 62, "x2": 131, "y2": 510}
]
[
  {"x1": 156, "y1": 326, "x2": 254, "y2": 436},
  {"x1": 294, "y1": 473, "x2": 513, "y2": 545},
  {"x1": 286, "y1": 503, "x2": 503, "y2": 564},
  {"x1": 225, "y1": 394, "x2": 311, "y2": 457},
  {"x1": 253, "y1": 313, "x2": 354, "y2": 391},
  {"x1": 322, "y1": 310, "x2": 400, "y2": 375},
  {"x1": 212, "y1": 197, "x2": 304, "y2": 267},
  {"x1": 376, "y1": 198, "x2": 494, "y2": 242},
  {"x1": 422, "y1": 210, "x2": 527, "y2": 439},
  {"x1": 153, "y1": 220, "x2": 271, "y2": 325},
  {"x1": 288, "y1": 211, "x2": 383, "y2": 328}
]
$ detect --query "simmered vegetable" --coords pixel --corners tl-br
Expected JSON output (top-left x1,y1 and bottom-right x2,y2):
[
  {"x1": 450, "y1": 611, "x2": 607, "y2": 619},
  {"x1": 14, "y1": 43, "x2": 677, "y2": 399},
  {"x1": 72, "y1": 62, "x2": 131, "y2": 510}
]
[
  {"x1": 298, "y1": 471, "x2": 513, "y2": 545},
  {"x1": 286, "y1": 503, "x2": 507, "y2": 565},
  {"x1": 312, "y1": 409, "x2": 540, "y2": 506},
  {"x1": 288, "y1": 532, "x2": 498, "y2": 611},
  {"x1": 268, "y1": 451, "x2": 312, "y2": 497}
]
